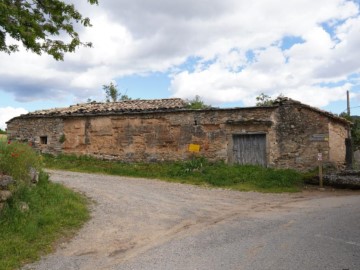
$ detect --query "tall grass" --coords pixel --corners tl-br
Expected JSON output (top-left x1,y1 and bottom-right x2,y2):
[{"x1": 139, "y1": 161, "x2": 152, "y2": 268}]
[
  {"x1": 0, "y1": 134, "x2": 6, "y2": 143},
  {"x1": 0, "y1": 141, "x2": 42, "y2": 183},
  {"x1": 0, "y1": 141, "x2": 90, "y2": 270},
  {"x1": 44, "y1": 154, "x2": 304, "y2": 192},
  {"x1": 0, "y1": 172, "x2": 89, "y2": 270}
]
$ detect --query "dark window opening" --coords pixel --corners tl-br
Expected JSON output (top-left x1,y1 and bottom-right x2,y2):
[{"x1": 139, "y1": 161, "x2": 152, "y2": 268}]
[{"x1": 40, "y1": 136, "x2": 48, "y2": 145}]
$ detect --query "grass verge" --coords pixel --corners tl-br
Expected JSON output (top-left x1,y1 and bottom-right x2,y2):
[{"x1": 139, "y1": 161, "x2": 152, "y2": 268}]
[
  {"x1": 44, "y1": 154, "x2": 304, "y2": 193},
  {"x1": 0, "y1": 171, "x2": 90, "y2": 270},
  {"x1": 0, "y1": 134, "x2": 6, "y2": 143}
]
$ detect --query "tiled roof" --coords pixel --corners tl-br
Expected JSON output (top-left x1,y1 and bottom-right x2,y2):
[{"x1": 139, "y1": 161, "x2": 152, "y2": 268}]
[
  {"x1": 8, "y1": 97, "x2": 350, "y2": 127},
  {"x1": 26, "y1": 98, "x2": 187, "y2": 117}
]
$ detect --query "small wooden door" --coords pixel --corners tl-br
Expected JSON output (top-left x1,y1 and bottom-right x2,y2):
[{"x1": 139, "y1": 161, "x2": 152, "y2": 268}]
[{"x1": 233, "y1": 134, "x2": 267, "y2": 166}]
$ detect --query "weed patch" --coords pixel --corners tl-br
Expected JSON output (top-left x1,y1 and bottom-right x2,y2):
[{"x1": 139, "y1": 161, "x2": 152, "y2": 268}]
[
  {"x1": 0, "y1": 140, "x2": 42, "y2": 184},
  {"x1": 0, "y1": 172, "x2": 89, "y2": 270},
  {"x1": 44, "y1": 154, "x2": 304, "y2": 192},
  {"x1": 0, "y1": 135, "x2": 7, "y2": 143},
  {"x1": 0, "y1": 141, "x2": 90, "y2": 270}
]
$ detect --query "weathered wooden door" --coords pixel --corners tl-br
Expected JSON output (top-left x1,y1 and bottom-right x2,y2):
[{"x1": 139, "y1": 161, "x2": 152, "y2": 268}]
[{"x1": 233, "y1": 134, "x2": 267, "y2": 166}]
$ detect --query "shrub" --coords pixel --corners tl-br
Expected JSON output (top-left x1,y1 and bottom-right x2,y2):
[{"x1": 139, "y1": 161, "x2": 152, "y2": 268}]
[
  {"x1": 179, "y1": 156, "x2": 207, "y2": 174},
  {"x1": 0, "y1": 141, "x2": 42, "y2": 184}
]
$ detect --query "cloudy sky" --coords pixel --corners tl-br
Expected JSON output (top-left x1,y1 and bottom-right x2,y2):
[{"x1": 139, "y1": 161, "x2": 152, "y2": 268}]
[{"x1": 1, "y1": 0, "x2": 360, "y2": 129}]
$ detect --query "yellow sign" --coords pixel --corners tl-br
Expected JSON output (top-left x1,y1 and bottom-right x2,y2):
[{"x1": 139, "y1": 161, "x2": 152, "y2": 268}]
[{"x1": 188, "y1": 144, "x2": 201, "y2": 152}]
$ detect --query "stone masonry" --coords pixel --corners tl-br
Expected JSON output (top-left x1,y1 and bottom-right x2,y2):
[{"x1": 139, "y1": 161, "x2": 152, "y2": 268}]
[{"x1": 6, "y1": 98, "x2": 350, "y2": 171}]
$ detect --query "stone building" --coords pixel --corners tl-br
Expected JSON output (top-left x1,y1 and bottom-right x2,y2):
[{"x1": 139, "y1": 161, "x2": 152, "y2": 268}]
[{"x1": 6, "y1": 97, "x2": 350, "y2": 171}]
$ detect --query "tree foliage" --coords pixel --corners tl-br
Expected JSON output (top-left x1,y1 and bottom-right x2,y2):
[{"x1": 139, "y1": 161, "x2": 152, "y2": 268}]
[
  {"x1": 255, "y1": 93, "x2": 275, "y2": 106},
  {"x1": 186, "y1": 95, "x2": 211, "y2": 109},
  {"x1": 0, "y1": 0, "x2": 98, "y2": 60},
  {"x1": 352, "y1": 118, "x2": 360, "y2": 149},
  {"x1": 103, "y1": 82, "x2": 131, "y2": 102},
  {"x1": 339, "y1": 112, "x2": 360, "y2": 149},
  {"x1": 255, "y1": 93, "x2": 285, "y2": 106}
]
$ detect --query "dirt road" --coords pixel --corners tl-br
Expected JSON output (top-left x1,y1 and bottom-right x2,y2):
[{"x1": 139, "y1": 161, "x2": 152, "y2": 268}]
[{"x1": 23, "y1": 170, "x2": 359, "y2": 270}]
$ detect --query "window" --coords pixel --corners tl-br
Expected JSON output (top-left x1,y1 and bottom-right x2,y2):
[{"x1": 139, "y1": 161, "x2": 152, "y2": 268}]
[{"x1": 40, "y1": 136, "x2": 48, "y2": 145}]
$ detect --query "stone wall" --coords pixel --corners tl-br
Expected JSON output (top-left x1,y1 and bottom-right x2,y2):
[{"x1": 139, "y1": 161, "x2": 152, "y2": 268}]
[
  {"x1": 63, "y1": 108, "x2": 277, "y2": 163},
  {"x1": 274, "y1": 104, "x2": 332, "y2": 170},
  {"x1": 306, "y1": 170, "x2": 360, "y2": 189},
  {"x1": 6, "y1": 104, "x2": 349, "y2": 171},
  {"x1": 328, "y1": 121, "x2": 347, "y2": 168},
  {"x1": 7, "y1": 117, "x2": 64, "y2": 154}
]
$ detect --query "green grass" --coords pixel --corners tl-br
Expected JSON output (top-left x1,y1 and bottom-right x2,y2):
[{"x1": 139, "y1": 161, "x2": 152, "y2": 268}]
[
  {"x1": 44, "y1": 154, "x2": 304, "y2": 193},
  {"x1": 0, "y1": 172, "x2": 90, "y2": 270},
  {"x1": 0, "y1": 134, "x2": 6, "y2": 142}
]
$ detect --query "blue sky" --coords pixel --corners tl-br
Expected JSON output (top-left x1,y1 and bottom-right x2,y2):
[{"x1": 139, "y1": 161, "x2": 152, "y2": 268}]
[{"x1": 1, "y1": 0, "x2": 360, "y2": 129}]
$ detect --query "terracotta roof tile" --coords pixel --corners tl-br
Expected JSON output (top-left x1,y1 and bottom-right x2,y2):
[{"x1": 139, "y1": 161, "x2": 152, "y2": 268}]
[{"x1": 27, "y1": 98, "x2": 187, "y2": 116}]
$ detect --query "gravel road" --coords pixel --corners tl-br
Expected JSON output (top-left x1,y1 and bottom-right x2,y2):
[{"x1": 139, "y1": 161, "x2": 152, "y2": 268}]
[{"x1": 23, "y1": 170, "x2": 359, "y2": 270}]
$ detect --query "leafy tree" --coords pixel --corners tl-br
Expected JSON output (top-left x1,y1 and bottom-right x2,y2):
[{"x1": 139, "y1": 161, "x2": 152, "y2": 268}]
[
  {"x1": 0, "y1": 128, "x2": 6, "y2": 134},
  {"x1": 103, "y1": 82, "x2": 131, "y2": 102},
  {"x1": 255, "y1": 93, "x2": 285, "y2": 106},
  {"x1": 86, "y1": 98, "x2": 99, "y2": 103},
  {"x1": 352, "y1": 118, "x2": 360, "y2": 149},
  {"x1": 186, "y1": 95, "x2": 211, "y2": 109},
  {"x1": 255, "y1": 93, "x2": 275, "y2": 106},
  {"x1": 339, "y1": 112, "x2": 360, "y2": 149},
  {"x1": 119, "y1": 94, "x2": 131, "y2": 101},
  {"x1": 0, "y1": 0, "x2": 98, "y2": 60}
]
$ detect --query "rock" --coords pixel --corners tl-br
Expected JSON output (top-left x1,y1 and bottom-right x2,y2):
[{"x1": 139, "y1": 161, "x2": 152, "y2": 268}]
[
  {"x1": 0, "y1": 175, "x2": 14, "y2": 190},
  {"x1": 29, "y1": 167, "x2": 39, "y2": 184},
  {"x1": 0, "y1": 190, "x2": 12, "y2": 201},
  {"x1": 19, "y1": 202, "x2": 29, "y2": 212}
]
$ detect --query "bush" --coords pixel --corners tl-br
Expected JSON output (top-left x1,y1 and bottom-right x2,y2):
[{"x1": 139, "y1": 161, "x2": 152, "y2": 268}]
[
  {"x1": 0, "y1": 141, "x2": 42, "y2": 184},
  {"x1": 179, "y1": 156, "x2": 207, "y2": 174}
]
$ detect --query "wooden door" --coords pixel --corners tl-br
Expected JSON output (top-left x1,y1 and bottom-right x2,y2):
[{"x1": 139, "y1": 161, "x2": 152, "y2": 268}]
[{"x1": 233, "y1": 134, "x2": 267, "y2": 166}]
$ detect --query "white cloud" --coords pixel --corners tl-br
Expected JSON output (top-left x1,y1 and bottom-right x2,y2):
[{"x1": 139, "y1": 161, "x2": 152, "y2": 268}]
[
  {"x1": 0, "y1": 0, "x2": 359, "y2": 110},
  {"x1": 0, "y1": 107, "x2": 28, "y2": 130},
  {"x1": 169, "y1": 1, "x2": 360, "y2": 108}
]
